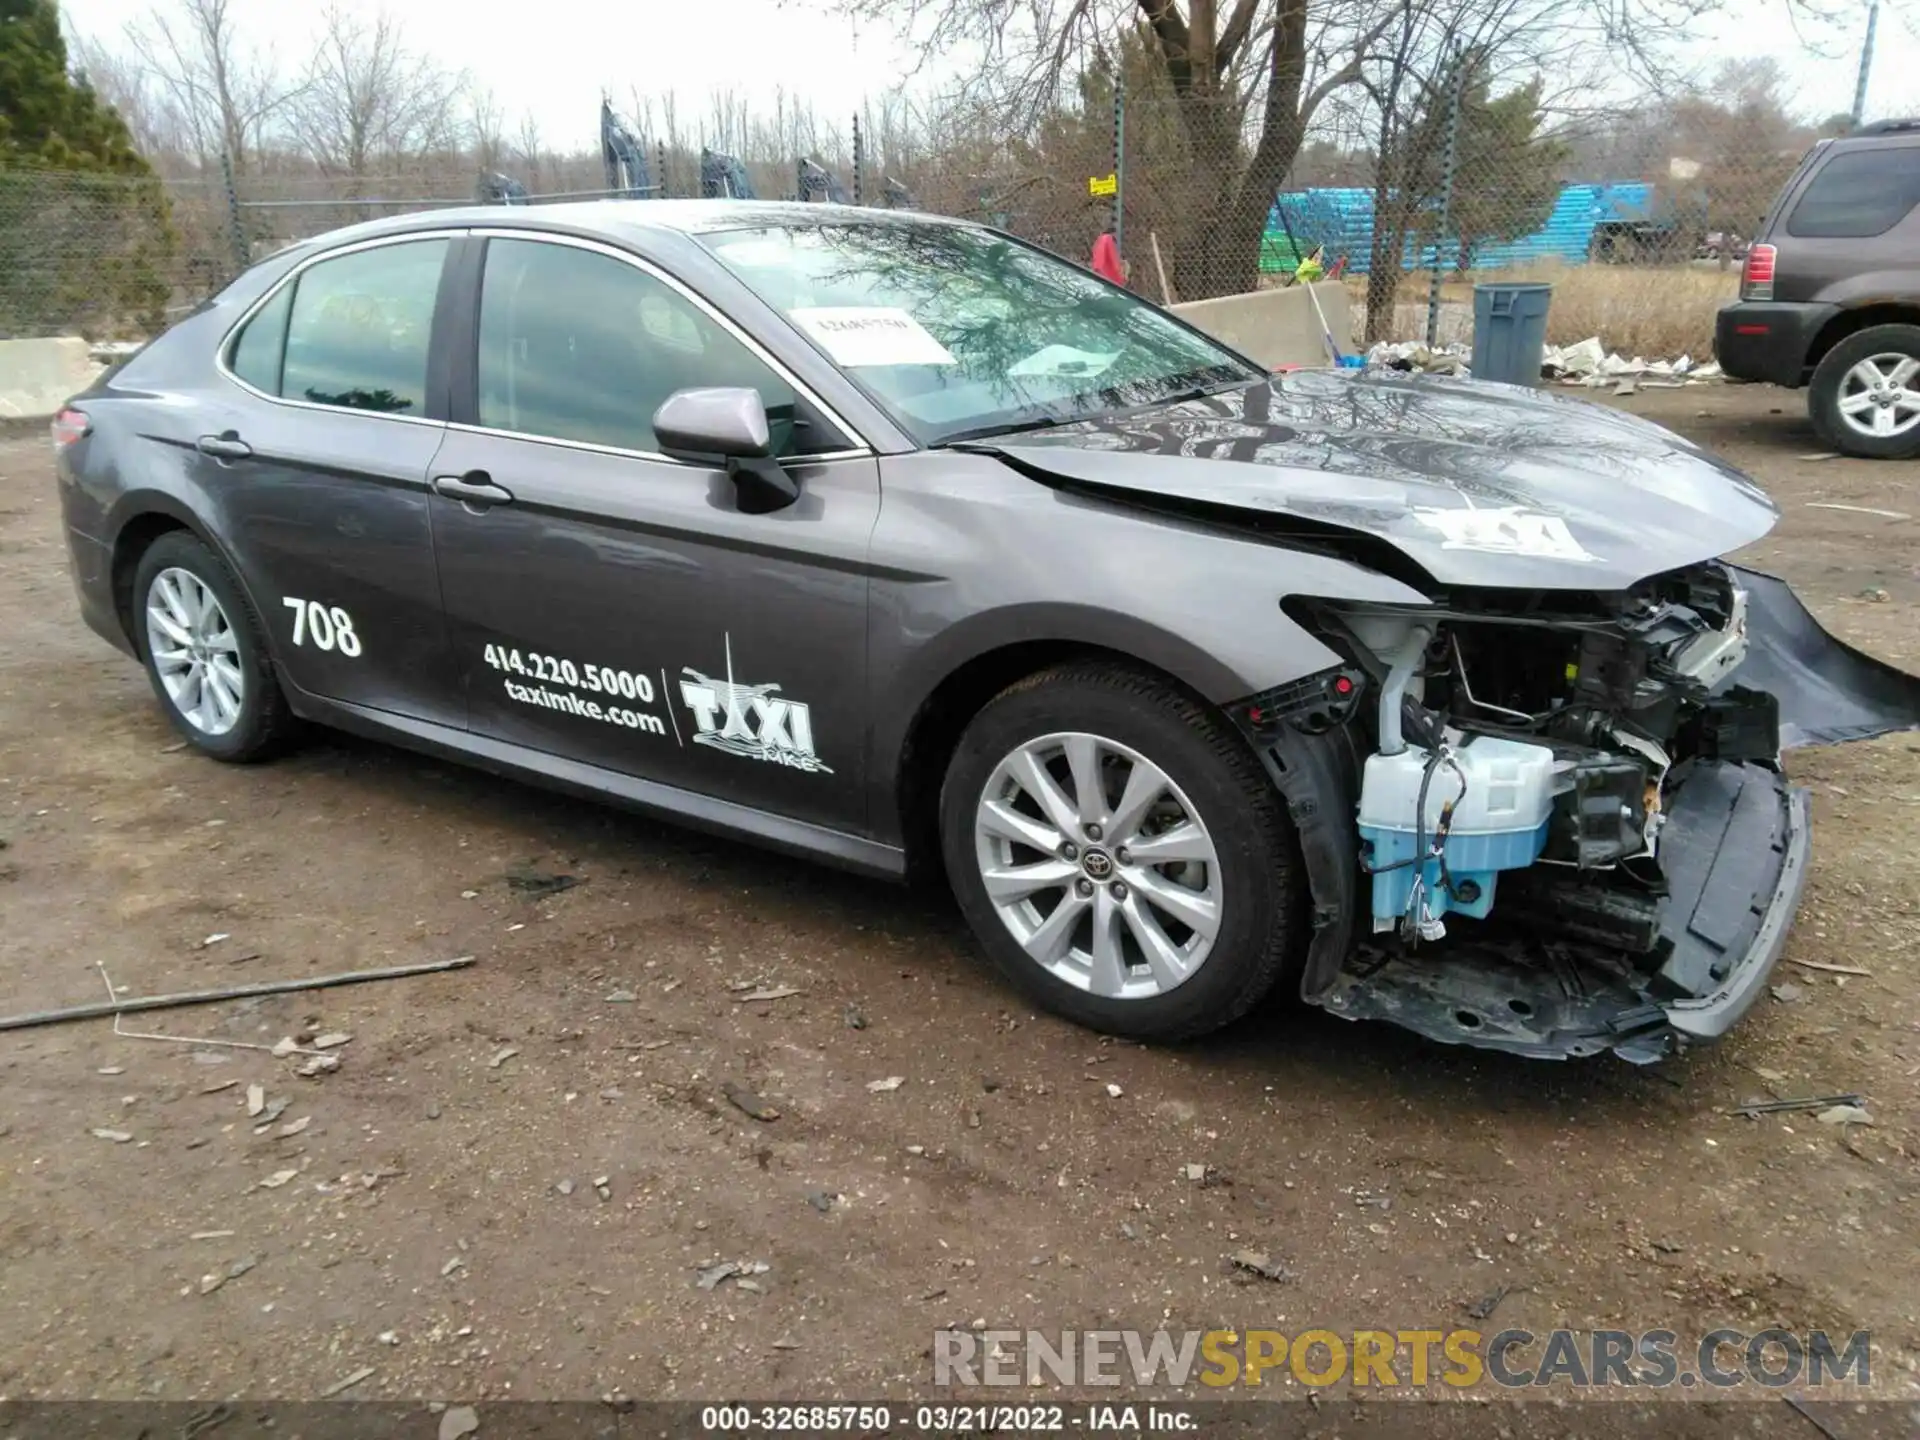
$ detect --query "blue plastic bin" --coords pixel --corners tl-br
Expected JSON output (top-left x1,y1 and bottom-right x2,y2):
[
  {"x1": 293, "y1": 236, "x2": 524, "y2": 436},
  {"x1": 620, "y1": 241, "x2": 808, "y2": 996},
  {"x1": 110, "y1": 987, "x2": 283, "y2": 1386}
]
[{"x1": 1469, "y1": 282, "x2": 1553, "y2": 386}]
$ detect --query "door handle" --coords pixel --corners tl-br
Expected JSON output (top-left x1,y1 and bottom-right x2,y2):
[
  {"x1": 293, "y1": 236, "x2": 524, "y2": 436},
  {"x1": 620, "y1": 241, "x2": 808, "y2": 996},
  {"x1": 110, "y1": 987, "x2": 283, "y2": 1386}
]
[
  {"x1": 196, "y1": 432, "x2": 252, "y2": 462},
  {"x1": 432, "y1": 471, "x2": 514, "y2": 507}
]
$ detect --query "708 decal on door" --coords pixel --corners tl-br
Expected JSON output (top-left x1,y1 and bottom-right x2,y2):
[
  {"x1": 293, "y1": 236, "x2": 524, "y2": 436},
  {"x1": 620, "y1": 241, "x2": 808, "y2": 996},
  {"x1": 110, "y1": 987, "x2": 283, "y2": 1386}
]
[{"x1": 282, "y1": 597, "x2": 362, "y2": 656}]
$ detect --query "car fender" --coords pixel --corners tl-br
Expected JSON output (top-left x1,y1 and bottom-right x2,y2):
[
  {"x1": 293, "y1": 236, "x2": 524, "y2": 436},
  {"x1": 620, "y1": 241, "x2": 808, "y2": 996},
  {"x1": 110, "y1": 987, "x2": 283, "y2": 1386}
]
[
  {"x1": 102, "y1": 485, "x2": 277, "y2": 655},
  {"x1": 74, "y1": 374, "x2": 292, "y2": 660},
  {"x1": 1812, "y1": 277, "x2": 1920, "y2": 312},
  {"x1": 865, "y1": 455, "x2": 1431, "y2": 838},
  {"x1": 882, "y1": 596, "x2": 1302, "y2": 731}
]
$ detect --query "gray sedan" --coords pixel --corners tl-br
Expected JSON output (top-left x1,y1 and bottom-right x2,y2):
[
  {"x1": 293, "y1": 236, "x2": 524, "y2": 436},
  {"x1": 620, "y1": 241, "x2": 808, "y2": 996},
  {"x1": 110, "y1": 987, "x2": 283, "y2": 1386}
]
[{"x1": 50, "y1": 202, "x2": 1920, "y2": 1061}]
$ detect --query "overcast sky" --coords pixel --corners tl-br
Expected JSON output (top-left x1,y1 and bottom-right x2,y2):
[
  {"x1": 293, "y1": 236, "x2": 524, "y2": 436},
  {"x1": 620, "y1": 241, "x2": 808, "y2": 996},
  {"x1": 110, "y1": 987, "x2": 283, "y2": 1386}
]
[{"x1": 56, "y1": 0, "x2": 1914, "y2": 151}]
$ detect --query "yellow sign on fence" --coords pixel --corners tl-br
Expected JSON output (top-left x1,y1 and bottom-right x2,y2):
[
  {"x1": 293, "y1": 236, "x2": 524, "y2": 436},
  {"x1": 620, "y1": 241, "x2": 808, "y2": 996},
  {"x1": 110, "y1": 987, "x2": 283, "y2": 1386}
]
[{"x1": 1088, "y1": 173, "x2": 1117, "y2": 196}]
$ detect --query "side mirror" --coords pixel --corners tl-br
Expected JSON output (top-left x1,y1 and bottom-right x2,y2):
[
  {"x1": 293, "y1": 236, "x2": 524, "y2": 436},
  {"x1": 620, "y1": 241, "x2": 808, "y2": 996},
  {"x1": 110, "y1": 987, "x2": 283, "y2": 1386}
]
[
  {"x1": 654, "y1": 387, "x2": 769, "y2": 457},
  {"x1": 652, "y1": 386, "x2": 799, "y2": 515}
]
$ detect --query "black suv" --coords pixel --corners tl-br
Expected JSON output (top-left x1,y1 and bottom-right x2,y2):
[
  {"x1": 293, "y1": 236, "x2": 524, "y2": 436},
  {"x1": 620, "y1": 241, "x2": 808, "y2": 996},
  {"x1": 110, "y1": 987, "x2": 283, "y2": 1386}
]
[{"x1": 1715, "y1": 119, "x2": 1920, "y2": 458}]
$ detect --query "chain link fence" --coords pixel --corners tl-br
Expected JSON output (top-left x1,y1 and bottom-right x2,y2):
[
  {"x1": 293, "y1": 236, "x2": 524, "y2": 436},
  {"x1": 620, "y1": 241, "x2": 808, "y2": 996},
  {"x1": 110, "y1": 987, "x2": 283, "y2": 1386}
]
[
  {"x1": 0, "y1": 168, "x2": 188, "y2": 339},
  {"x1": 0, "y1": 73, "x2": 1900, "y2": 359},
  {"x1": 968, "y1": 80, "x2": 1870, "y2": 362}
]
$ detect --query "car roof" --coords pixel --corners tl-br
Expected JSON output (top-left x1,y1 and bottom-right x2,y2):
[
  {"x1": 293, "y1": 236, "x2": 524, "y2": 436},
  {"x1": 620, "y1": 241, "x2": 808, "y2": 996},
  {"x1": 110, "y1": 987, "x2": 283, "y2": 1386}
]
[
  {"x1": 276, "y1": 199, "x2": 977, "y2": 256},
  {"x1": 1848, "y1": 117, "x2": 1920, "y2": 139}
]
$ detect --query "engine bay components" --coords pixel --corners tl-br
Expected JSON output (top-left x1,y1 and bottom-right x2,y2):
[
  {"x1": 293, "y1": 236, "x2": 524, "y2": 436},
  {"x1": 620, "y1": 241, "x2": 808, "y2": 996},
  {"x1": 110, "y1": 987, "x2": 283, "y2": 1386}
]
[{"x1": 1327, "y1": 560, "x2": 1766, "y2": 943}]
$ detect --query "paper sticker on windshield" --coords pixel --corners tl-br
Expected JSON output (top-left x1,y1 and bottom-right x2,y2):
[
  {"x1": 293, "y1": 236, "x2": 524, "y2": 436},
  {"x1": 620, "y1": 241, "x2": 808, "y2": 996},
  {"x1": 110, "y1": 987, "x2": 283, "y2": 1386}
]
[
  {"x1": 1410, "y1": 506, "x2": 1599, "y2": 563},
  {"x1": 790, "y1": 307, "x2": 956, "y2": 367}
]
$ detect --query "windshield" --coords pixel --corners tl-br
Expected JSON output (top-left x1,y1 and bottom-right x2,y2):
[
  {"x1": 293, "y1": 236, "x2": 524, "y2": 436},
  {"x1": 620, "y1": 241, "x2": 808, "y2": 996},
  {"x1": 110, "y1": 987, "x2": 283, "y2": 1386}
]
[{"x1": 699, "y1": 222, "x2": 1260, "y2": 445}]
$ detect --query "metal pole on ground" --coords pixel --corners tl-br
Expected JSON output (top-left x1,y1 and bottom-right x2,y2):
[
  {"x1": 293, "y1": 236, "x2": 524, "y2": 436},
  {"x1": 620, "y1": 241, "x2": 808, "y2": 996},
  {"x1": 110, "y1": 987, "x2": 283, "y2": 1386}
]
[{"x1": 0, "y1": 956, "x2": 477, "y2": 1035}]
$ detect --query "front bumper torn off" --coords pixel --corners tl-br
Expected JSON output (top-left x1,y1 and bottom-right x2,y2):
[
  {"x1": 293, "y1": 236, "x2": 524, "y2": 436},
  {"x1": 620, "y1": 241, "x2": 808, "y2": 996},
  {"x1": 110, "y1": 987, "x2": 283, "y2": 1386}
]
[{"x1": 1310, "y1": 761, "x2": 1811, "y2": 1063}]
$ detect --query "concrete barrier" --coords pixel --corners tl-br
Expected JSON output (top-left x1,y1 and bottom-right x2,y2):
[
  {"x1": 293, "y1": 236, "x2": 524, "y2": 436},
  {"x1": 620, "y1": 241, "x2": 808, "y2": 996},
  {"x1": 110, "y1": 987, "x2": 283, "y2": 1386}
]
[
  {"x1": 1170, "y1": 282, "x2": 1352, "y2": 369},
  {"x1": 0, "y1": 337, "x2": 103, "y2": 421}
]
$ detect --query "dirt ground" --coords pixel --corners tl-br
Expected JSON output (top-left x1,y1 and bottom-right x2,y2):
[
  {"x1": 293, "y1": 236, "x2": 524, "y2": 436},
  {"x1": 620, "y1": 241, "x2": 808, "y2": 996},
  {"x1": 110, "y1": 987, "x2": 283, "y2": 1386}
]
[{"x1": 1, "y1": 383, "x2": 1916, "y2": 1416}]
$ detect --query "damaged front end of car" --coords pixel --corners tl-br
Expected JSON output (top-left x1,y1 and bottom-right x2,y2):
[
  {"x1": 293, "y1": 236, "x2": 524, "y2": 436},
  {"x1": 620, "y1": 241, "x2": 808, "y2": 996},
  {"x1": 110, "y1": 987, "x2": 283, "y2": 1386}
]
[
  {"x1": 1239, "y1": 562, "x2": 1920, "y2": 1063},
  {"x1": 984, "y1": 370, "x2": 1920, "y2": 1060}
]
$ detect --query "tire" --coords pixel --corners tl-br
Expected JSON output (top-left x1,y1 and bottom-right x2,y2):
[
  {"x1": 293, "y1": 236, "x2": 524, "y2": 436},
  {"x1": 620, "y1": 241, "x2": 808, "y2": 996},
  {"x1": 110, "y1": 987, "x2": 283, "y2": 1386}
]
[
  {"x1": 939, "y1": 663, "x2": 1302, "y2": 1041},
  {"x1": 132, "y1": 531, "x2": 299, "y2": 762},
  {"x1": 1809, "y1": 324, "x2": 1920, "y2": 459}
]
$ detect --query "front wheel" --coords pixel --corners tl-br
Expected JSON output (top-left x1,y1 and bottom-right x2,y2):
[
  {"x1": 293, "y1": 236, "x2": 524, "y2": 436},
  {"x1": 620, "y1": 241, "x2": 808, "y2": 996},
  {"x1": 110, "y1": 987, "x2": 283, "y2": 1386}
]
[
  {"x1": 1809, "y1": 324, "x2": 1920, "y2": 459},
  {"x1": 939, "y1": 664, "x2": 1302, "y2": 1041}
]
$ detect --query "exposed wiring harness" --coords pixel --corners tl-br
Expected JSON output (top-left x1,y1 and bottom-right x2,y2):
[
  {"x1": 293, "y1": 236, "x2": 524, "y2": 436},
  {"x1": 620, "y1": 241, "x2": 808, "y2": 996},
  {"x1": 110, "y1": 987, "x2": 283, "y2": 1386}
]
[
  {"x1": 1400, "y1": 741, "x2": 1469, "y2": 942},
  {"x1": 1361, "y1": 735, "x2": 1471, "y2": 943}
]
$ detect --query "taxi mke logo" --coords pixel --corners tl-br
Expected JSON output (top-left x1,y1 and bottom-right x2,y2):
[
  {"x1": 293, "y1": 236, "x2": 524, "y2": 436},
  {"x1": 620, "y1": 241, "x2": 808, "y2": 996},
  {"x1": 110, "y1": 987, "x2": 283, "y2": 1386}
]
[{"x1": 679, "y1": 635, "x2": 832, "y2": 774}]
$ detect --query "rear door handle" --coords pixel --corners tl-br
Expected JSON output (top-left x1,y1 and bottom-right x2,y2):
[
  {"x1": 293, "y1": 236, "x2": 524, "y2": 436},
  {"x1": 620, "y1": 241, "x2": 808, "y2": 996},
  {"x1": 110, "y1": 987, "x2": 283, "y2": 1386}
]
[
  {"x1": 196, "y1": 432, "x2": 252, "y2": 462},
  {"x1": 432, "y1": 471, "x2": 514, "y2": 508}
]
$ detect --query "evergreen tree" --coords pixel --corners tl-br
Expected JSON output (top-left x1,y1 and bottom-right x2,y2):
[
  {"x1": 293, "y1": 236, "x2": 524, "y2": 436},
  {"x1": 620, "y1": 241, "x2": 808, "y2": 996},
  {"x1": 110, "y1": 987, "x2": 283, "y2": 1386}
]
[
  {"x1": 1411, "y1": 76, "x2": 1568, "y2": 267},
  {"x1": 1, "y1": 0, "x2": 173, "y2": 336},
  {"x1": 0, "y1": 0, "x2": 147, "y2": 172}
]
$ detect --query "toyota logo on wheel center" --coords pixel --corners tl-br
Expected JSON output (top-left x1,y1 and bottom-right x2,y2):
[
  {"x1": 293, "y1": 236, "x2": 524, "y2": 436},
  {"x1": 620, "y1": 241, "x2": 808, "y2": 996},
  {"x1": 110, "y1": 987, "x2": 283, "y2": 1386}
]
[{"x1": 1081, "y1": 848, "x2": 1114, "y2": 880}]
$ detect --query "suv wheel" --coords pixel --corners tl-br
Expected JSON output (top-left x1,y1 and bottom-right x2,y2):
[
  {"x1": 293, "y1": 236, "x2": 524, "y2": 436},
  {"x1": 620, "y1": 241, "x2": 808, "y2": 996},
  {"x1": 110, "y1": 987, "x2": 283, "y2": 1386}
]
[
  {"x1": 1809, "y1": 324, "x2": 1920, "y2": 458},
  {"x1": 939, "y1": 663, "x2": 1301, "y2": 1041},
  {"x1": 133, "y1": 531, "x2": 298, "y2": 762}
]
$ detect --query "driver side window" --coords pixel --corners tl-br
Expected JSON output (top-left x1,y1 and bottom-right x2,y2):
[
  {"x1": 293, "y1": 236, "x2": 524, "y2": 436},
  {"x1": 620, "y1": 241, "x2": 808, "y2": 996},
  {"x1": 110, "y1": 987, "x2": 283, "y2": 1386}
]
[{"x1": 476, "y1": 238, "x2": 823, "y2": 456}]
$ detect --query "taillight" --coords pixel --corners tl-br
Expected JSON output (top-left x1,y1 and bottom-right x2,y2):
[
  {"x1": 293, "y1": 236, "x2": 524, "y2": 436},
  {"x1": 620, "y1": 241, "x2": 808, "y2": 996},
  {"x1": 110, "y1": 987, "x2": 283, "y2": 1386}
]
[
  {"x1": 49, "y1": 407, "x2": 90, "y2": 450},
  {"x1": 1742, "y1": 244, "x2": 1776, "y2": 301}
]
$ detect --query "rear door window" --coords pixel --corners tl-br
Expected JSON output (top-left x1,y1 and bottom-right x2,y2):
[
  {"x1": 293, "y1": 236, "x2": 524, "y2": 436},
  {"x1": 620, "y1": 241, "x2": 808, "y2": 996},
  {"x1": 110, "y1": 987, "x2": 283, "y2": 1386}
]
[
  {"x1": 228, "y1": 282, "x2": 292, "y2": 394},
  {"x1": 1785, "y1": 146, "x2": 1920, "y2": 238},
  {"x1": 230, "y1": 239, "x2": 448, "y2": 415}
]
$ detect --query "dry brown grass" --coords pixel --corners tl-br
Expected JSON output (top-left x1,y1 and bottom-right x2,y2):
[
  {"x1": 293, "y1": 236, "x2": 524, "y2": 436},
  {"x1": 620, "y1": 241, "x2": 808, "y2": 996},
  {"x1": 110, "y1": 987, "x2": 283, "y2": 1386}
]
[
  {"x1": 1341, "y1": 260, "x2": 1741, "y2": 359},
  {"x1": 1513, "y1": 261, "x2": 1740, "y2": 358}
]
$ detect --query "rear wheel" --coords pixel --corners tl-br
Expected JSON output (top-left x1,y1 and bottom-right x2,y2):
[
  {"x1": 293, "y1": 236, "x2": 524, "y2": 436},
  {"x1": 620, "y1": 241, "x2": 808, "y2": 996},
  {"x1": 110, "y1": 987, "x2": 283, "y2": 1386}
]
[
  {"x1": 939, "y1": 663, "x2": 1301, "y2": 1041},
  {"x1": 133, "y1": 531, "x2": 298, "y2": 762},
  {"x1": 1809, "y1": 324, "x2": 1920, "y2": 459}
]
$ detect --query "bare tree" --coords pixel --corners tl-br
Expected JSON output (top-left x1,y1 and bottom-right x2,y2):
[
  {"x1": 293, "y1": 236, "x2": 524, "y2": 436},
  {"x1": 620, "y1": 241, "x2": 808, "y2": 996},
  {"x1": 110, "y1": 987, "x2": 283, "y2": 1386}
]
[
  {"x1": 288, "y1": 4, "x2": 466, "y2": 181},
  {"x1": 631, "y1": 89, "x2": 694, "y2": 195},
  {"x1": 1342, "y1": 0, "x2": 1729, "y2": 338},
  {"x1": 1352, "y1": 6, "x2": 1532, "y2": 343},
  {"x1": 468, "y1": 85, "x2": 509, "y2": 177},
  {"x1": 64, "y1": 32, "x2": 183, "y2": 160},
  {"x1": 846, "y1": 0, "x2": 1761, "y2": 298},
  {"x1": 841, "y1": 0, "x2": 1407, "y2": 295},
  {"x1": 514, "y1": 111, "x2": 547, "y2": 191},
  {"x1": 707, "y1": 90, "x2": 749, "y2": 158},
  {"x1": 124, "y1": 0, "x2": 298, "y2": 174}
]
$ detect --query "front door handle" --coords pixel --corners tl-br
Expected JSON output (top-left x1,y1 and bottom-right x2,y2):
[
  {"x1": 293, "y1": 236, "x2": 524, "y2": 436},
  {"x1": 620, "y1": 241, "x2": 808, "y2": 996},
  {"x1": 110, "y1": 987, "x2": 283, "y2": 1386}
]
[
  {"x1": 432, "y1": 471, "x2": 514, "y2": 508},
  {"x1": 196, "y1": 432, "x2": 252, "y2": 462}
]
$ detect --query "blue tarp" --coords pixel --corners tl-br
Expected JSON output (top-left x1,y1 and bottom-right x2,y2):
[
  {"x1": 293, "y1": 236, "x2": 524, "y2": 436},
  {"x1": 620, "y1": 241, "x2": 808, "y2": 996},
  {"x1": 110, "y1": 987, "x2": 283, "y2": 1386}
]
[{"x1": 1269, "y1": 181, "x2": 1662, "y2": 274}]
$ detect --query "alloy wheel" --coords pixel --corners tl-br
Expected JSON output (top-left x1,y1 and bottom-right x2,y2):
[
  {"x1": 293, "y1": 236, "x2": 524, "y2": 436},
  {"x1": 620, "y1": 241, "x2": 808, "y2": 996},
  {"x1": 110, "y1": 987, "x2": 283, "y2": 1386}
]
[
  {"x1": 1837, "y1": 353, "x2": 1920, "y2": 440},
  {"x1": 145, "y1": 566, "x2": 245, "y2": 736},
  {"x1": 972, "y1": 731, "x2": 1222, "y2": 999}
]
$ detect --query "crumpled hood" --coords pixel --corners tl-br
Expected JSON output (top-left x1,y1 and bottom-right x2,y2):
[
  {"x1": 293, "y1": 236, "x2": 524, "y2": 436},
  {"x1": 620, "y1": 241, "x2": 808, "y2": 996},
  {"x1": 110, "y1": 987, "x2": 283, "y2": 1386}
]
[{"x1": 988, "y1": 369, "x2": 1780, "y2": 590}]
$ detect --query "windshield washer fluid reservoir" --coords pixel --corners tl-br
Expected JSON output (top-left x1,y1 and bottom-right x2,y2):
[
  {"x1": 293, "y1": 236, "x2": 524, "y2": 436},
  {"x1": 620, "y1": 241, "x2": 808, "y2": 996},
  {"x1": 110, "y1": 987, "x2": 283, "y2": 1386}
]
[{"x1": 1358, "y1": 735, "x2": 1557, "y2": 932}]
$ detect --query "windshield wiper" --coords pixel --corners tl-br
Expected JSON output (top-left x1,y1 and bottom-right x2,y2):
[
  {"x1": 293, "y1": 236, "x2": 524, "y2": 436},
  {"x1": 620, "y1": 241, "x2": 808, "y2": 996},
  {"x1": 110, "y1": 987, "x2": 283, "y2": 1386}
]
[
  {"x1": 930, "y1": 373, "x2": 1257, "y2": 448},
  {"x1": 1150, "y1": 375, "x2": 1261, "y2": 407},
  {"x1": 931, "y1": 413, "x2": 1076, "y2": 448}
]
